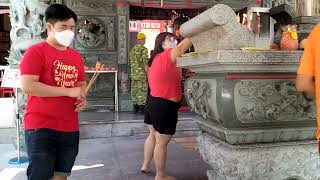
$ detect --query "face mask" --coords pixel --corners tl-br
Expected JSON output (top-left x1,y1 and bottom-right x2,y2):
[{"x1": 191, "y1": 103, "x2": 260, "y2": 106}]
[
  {"x1": 164, "y1": 39, "x2": 178, "y2": 49},
  {"x1": 54, "y1": 30, "x2": 75, "y2": 47}
]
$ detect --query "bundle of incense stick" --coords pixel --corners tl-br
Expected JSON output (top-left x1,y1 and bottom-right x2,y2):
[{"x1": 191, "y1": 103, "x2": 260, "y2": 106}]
[{"x1": 85, "y1": 62, "x2": 104, "y2": 93}]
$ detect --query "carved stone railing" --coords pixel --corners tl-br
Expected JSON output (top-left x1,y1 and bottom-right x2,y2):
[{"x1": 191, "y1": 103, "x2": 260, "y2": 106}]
[{"x1": 177, "y1": 4, "x2": 319, "y2": 180}]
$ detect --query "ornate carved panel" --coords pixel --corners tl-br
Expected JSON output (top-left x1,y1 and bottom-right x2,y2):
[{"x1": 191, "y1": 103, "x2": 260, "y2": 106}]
[
  {"x1": 117, "y1": 15, "x2": 128, "y2": 64},
  {"x1": 298, "y1": 24, "x2": 317, "y2": 33},
  {"x1": 186, "y1": 79, "x2": 215, "y2": 120},
  {"x1": 271, "y1": 0, "x2": 295, "y2": 8},
  {"x1": 75, "y1": 16, "x2": 115, "y2": 51},
  {"x1": 198, "y1": 133, "x2": 320, "y2": 180},
  {"x1": 234, "y1": 80, "x2": 316, "y2": 123},
  {"x1": 82, "y1": 52, "x2": 117, "y2": 98},
  {"x1": 66, "y1": 0, "x2": 114, "y2": 14},
  {"x1": 81, "y1": 53, "x2": 117, "y2": 67},
  {"x1": 86, "y1": 73, "x2": 114, "y2": 97},
  {"x1": 106, "y1": 17, "x2": 115, "y2": 51},
  {"x1": 81, "y1": 52, "x2": 116, "y2": 96},
  {"x1": 76, "y1": 17, "x2": 106, "y2": 48}
]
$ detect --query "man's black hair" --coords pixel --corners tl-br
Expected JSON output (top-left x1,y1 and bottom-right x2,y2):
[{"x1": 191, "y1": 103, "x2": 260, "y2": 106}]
[{"x1": 45, "y1": 4, "x2": 77, "y2": 24}]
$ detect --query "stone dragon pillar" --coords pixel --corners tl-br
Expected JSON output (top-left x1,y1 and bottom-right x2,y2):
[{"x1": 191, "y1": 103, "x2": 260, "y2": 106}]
[{"x1": 7, "y1": 0, "x2": 52, "y2": 153}]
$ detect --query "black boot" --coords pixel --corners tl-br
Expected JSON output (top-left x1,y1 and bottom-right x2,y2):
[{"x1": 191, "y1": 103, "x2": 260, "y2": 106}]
[
  {"x1": 139, "y1": 105, "x2": 145, "y2": 114},
  {"x1": 133, "y1": 104, "x2": 139, "y2": 114}
]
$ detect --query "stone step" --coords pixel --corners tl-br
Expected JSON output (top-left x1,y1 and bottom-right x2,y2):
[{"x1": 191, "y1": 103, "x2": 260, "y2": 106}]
[
  {"x1": 173, "y1": 136, "x2": 198, "y2": 151},
  {"x1": 0, "y1": 112, "x2": 199, "y2": 144},
  {"x1": 81, "y1": 118, "x2": 200, "y2": 139},
  {"x1": 174, "y1": 136, "x2": 197, "y2": 143}
]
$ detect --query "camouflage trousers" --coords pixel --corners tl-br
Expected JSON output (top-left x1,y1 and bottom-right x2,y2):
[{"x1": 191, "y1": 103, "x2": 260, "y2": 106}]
[{"x1": 131, "y1": 78, "x2": 148, "y2": 105}]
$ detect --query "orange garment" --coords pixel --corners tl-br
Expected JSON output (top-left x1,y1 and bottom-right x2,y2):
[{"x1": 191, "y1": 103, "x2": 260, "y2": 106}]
[{"x1": 297, "y1": 23, "x2": 320, "y2": 141}]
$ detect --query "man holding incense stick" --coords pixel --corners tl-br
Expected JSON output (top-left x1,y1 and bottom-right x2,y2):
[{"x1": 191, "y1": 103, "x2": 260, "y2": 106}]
[{"x1": 20, "y1": 4, "x2": 86, "y2": 180}]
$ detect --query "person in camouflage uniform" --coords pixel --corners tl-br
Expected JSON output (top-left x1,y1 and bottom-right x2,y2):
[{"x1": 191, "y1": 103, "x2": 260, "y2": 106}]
[{"x1": 130, "y1": 32, "x2": 148, "y2": 113}]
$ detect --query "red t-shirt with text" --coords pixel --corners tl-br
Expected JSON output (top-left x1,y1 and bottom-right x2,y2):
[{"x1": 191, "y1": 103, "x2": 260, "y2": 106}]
[{"x1": 20, "y1": 42, "x2": 86, "y2": 132}]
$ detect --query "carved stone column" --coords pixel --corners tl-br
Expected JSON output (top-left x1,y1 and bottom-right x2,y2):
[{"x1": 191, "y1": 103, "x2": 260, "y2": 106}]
[
  {"x1": 116, "y1": 2, "x2": 129, "y2": 65},
  {"x1": 8, "y1": 0, "x2": 51, "y2": 153},
  {"x1": 116, "y1": 2, "x2": 132, "y2": 111}
]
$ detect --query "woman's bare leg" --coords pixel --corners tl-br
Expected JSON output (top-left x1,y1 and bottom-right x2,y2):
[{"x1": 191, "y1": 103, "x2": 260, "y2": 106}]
[
  {"x1": 154, "y1": 132, "x2": 176, "y2": 180},
  {"x1": 141, "y1": 125, "x2": 156, "y2": 172}
]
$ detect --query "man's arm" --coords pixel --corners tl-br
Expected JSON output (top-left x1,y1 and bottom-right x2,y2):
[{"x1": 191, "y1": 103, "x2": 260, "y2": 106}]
[
  {"x1": 296, "y1": 75, "x2": 315, "y2": 93},
  {"x1": 77, "y1": 81, "x2": 87, "y2": 97},
  {"x1": 75, "y1": 81, "x2": 87, "y2": 112},
  {"x1": 141, "y1": 47, "x2": 149, "y2": 75},
  {"x1": 21, "y1": 75, "x2": 81, "y2": 97}
]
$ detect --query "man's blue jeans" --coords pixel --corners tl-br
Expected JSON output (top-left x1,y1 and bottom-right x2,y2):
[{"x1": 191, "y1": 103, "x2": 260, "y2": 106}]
[{"x1": 25, "y1": 128, "x2": 79, "y2": 180}]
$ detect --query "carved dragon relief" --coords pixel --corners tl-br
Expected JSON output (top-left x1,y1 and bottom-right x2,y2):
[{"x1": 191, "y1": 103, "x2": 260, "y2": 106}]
[
  {"x1": 10, "y1": 0, "x2": 48, "y2": 43},
  {"x1": 186, "y1": 79, "x2": 212, "y2": 119},
  {"x1": 234, "y1": 80, "x2": 316, "y2": 123},
  {"x1": 76, "y1": 17, "x2": 106, "y2": 48},
  {"x1": 8, "y1": 0, "x2": 50, "y2": 68},
  {"x1": 75, "y1": 16, "x2": 115, "y2": 51}
]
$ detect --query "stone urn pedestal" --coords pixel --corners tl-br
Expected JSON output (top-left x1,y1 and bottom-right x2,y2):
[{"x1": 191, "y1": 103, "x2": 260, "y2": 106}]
[
  {"x1": 178, "y1": 50, "x2": 320, "y2": 180},
  {"x1": 178, "y1": 4, "x2": 320, "y2": 180}
]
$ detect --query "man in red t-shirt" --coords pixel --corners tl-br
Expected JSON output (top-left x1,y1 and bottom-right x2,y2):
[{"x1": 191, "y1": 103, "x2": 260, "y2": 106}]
[{"x1": 20, "y1": 4, "x2": 86, "y2": 180}]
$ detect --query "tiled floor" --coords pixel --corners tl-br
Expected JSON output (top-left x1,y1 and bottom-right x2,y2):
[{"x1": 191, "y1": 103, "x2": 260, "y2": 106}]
[{"x1": 0, "y1": 136, "x2": 208, "y2": 180}]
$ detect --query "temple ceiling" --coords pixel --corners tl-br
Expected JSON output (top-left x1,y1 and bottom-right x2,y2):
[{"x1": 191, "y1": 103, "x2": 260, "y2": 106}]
[{"x1": 0, "y1": 0, "x2": 257, "y2": 11}]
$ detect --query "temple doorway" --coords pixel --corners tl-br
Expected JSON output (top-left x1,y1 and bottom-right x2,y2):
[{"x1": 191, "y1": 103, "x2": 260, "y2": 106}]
[{"x1": 128, "y1": 5, "x2": 206, "y2": 110}]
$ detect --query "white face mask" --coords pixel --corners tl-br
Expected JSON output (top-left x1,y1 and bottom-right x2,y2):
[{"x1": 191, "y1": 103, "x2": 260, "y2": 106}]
[
  {"x1": 163, "y1": 39, "x2": 178, "y2": 49},
  {"x1": 54, "y1": 30, "x2": 75, "y2": 47}
]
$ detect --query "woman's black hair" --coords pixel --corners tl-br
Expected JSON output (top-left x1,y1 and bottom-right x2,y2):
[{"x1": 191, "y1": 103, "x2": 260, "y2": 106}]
[{"x1": 148, "y1": 32, "x2": 174, "y2": 67}]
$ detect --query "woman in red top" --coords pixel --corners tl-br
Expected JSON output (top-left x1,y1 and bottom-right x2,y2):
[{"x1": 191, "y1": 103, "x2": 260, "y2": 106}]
[{"x1": 141, "y1": 32, "x2": 192, "y2": 180}]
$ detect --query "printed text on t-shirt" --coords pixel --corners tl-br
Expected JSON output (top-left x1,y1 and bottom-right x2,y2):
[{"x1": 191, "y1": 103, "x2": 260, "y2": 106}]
[{"x1": 53, "y1": 60, "x2": 79, "y2": 88}]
